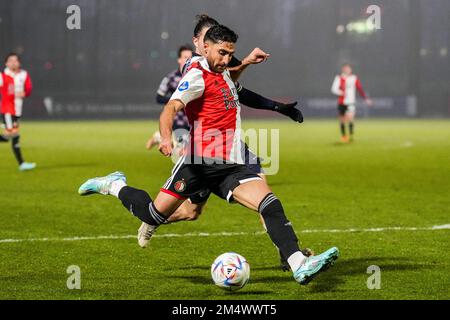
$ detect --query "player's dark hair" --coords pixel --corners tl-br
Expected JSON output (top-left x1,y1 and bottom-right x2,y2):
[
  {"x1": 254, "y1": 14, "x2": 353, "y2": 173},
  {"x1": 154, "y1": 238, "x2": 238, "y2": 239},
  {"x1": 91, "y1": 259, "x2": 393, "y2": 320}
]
[
  {"x1": 193, "y1": 14, "x2": 219, "y2": 37},
  {"x1": 204, "y1": 25, "x2": 239, "y2": 44},
  {"x1": 178, "y1": 45, "x2": 193, "y2": 58},
  {"x1": 4, "y1": 52, "x2": 20, "y2": 63}
]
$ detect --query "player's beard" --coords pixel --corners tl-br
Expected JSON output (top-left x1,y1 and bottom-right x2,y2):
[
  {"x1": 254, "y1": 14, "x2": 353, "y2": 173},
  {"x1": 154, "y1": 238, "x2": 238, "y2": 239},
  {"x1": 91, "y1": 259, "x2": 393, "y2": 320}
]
[{"x1": 212, "y1": 64, "x2": 227, "y2": 73}]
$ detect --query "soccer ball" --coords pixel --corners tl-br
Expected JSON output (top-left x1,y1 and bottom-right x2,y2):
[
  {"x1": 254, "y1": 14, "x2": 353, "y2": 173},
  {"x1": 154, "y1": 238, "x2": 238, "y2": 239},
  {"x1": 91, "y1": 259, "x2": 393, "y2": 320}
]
[{"x1": 211, "y1": 252, "x2": 250, "y2": 291}]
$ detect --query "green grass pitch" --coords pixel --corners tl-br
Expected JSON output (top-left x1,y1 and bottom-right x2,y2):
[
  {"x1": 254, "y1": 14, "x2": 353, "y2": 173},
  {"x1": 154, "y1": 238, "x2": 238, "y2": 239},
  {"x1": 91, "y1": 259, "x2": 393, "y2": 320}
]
[{"x1": 0, "y1": 119, "x2": 449, "y2": 300}]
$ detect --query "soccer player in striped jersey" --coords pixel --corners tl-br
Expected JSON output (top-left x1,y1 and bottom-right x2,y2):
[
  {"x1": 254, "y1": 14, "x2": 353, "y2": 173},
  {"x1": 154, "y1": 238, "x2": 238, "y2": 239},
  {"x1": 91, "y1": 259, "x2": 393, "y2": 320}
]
[
  {"x1": 0, "y1": 53, "x2": 36, "y2": 171},
  {"x1": 166, "y1": 14, "x2": 312, "y2": 270},
  {"x1": 331, "y1": 64, "x2": 372, "y2": 143},
  {"x1": 79, "y1": 25, "x2": 339, "y2": 285}
]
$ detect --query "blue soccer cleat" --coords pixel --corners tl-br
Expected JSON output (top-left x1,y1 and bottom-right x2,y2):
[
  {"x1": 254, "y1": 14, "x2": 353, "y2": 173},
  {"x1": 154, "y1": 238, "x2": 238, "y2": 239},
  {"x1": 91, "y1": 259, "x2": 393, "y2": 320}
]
[
  {"x1": 293, "y1": 247, "x2": 339, "y2": 285},
  {"x1": 78, "y1": 171, "x2": 126, "y2": 196}
]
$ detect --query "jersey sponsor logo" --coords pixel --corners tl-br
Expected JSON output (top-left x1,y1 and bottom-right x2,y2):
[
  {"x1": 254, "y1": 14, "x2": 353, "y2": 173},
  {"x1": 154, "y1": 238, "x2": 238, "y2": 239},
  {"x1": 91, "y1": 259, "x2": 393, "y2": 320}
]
[
  {"x1": 174, "y1": 179, "x2": 187, "y2": 192},
  {"x1": 221, "y1": 88, "x2": 239, "y2": 110},
  {"x1": 178, "y1": 81, "x2": 189, "y2": 92}
]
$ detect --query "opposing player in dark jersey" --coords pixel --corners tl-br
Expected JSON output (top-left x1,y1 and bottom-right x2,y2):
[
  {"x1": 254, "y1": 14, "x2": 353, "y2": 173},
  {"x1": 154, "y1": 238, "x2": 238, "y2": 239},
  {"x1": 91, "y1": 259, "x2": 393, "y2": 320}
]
[
  {"x1": 79, "y1": 25, "x2": 338, "y2": 285},
  {"x1": 146, "y1": 45, "x2": 193, "y2": 152}
]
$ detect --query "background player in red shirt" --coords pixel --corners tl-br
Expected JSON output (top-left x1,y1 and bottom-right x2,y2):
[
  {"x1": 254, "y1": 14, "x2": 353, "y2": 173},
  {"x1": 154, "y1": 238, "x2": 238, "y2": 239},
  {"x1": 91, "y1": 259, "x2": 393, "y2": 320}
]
[
  {"x1": 0, "y1": 53, "x2": 36, "y2": 171},
  {"x1": 331, "y1": 63, "x2": 373, "y2": 143}
]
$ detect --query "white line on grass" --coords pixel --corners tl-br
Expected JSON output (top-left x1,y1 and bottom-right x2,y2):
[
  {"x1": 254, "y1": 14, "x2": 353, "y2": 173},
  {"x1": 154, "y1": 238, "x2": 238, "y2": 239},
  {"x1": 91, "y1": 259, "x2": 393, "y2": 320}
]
[{"x1": 0, "y1": 224, "x2": 449, "y2": 244}]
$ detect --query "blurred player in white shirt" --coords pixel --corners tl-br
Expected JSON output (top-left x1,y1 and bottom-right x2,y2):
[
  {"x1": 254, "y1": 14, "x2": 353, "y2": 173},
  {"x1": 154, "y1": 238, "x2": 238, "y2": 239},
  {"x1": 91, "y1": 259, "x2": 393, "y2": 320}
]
[{"x1": 331, "y1": 64, "x2": 372, "y2": 143}]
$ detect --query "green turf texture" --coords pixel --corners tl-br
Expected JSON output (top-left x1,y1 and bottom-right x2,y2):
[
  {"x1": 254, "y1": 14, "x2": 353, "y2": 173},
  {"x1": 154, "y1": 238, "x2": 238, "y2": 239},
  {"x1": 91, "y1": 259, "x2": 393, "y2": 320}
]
[{"x1": 0, "y1": 120, "x2": 449, "y2": 300}]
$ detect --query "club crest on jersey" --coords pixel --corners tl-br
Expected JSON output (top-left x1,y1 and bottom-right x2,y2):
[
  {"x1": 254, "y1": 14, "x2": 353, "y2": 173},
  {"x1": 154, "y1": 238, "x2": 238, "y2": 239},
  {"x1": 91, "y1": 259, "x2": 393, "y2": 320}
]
[
  {"x1": 174, "y1": 179, "x2": 187, "y2": 192},
  {"x1": 178, "y1": 81, "x2": 189, "y2": 92}
]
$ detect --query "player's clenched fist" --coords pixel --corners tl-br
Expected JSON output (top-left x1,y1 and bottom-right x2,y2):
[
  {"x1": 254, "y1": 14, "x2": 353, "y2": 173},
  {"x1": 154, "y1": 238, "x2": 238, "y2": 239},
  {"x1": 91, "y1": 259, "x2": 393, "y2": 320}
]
[
  {"x1": 159, "y1": 139, "x2": 173, "y2": 157},
  {"x1": 243, "y1": 48, "x2": 270, "y2": 65}
]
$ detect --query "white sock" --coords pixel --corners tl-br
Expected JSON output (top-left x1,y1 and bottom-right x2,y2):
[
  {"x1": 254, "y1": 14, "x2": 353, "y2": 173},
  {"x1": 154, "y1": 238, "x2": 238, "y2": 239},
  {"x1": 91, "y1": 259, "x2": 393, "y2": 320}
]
[
  {"x1": 109, "y1": 180, "x2": 127, "y2": 198},
  {"x1": 287, "y1": 251, "x2": 307, "y2": 272}
]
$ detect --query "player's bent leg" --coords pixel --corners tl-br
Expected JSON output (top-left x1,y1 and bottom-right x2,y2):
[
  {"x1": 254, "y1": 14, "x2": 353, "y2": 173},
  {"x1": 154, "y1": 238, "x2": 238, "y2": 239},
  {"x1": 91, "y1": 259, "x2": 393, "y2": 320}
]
[
  {"x1": 232, "y1": 180, "x2": 271, "y2": 211},
  {"x1": 167, "y1": 200, "x2": 206, "y2": 222},
  {"x1": 339, "y1": 116, "x2": 348, "y2": 143},
  {"x1": 135, "y1": 191, "x2": 186, "y2": 247},
  {"x1": 233, "y1": 180, "x2": 339, "y2": 285},
  {"x1": 232, "y1": 180, "x2": 302, "y2": 264},
  {"x1": 347, "y1": 111, "x2": 355, "y2": 141},
  {"x1": 78, "y1": 171, "x2": 174, "y2": 248},
  {"x1": 11, "y1": 133, "x2": 36, "y2": 171}
]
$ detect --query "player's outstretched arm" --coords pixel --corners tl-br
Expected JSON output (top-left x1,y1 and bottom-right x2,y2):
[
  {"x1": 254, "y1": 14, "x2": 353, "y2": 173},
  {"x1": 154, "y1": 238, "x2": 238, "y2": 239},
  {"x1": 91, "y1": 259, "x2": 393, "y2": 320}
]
[
  {"x1": 159, "y1": 99, "x2": 184, "y2": 157},
  {"x1": 237, "y1": 84, "x2": 304, "y2": 123},
  {"x1": 229, "y1": 48, "x2": 270, "y2": 82}
]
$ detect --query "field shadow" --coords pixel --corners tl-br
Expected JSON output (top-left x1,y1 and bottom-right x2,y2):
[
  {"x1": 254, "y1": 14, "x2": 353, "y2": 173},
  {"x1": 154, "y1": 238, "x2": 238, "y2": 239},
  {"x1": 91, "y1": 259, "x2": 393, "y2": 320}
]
[
  {"x1": 171, "y1": 275, "x2": 211, "y2": 285},
  {"x1": 37, "y1": 162, "x2": 98, "y2": 171},
  {"x1": 172, "y1": 257, "x2": 429, "y2": 293},
  {"x1": 175, "y1": 265, "x2": 210, "y2": 271},
  {"x1": 171, "y1": 275, "x2": 273, "y2": 295},
  {"x1": 330, "y1": 142, "x2": 352, "y2": 147},
  {"x1": 223, "y1": 290, "x2": 273, "y2": 296},
  {"x1": 306, "y1": 256, "x2": 432, "y2": 293}
]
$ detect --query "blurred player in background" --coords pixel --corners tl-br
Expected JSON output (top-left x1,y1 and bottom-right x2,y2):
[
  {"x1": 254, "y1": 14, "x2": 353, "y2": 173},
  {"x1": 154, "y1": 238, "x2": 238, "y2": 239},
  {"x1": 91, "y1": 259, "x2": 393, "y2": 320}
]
[
  {"x1": 0, "y1": 53, "x2": 36, "y2": 171},
  {"x1": 146, "y1": 45, "x2": 193, "y2": 154},
  {"x1": 331, "y1": 63, "x2": 372, "y2": 143}
]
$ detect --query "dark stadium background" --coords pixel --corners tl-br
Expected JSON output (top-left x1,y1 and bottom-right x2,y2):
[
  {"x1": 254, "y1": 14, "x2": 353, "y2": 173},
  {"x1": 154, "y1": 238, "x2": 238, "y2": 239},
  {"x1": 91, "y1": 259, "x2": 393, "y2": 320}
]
[{"x1": 0, "y1": 0, "x2": 448, "y2": 119}]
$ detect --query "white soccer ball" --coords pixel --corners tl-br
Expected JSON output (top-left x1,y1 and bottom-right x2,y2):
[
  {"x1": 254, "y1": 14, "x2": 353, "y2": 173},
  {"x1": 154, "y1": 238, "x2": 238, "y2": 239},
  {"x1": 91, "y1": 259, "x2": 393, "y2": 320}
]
[{"x1": 211, "y1": 252, "x2": 250, "y2": 291}]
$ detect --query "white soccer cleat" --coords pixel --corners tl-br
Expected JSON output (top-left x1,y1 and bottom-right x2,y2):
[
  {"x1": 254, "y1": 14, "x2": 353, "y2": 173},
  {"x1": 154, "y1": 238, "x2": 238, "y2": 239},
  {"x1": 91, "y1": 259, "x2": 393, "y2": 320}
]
[
  {"x1": 137, "y1": 222, "x2": 157, "y2": 248},
  {"x1": 78, "y1": 171, "x2": 126, "y2": 196}
]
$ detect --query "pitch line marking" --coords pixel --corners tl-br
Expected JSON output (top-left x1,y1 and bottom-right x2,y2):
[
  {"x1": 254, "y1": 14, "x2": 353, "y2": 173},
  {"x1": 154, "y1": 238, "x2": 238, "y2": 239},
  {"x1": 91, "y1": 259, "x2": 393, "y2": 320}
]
[{"x1": 0, "y1": 224, "x2": 448, "y2": 244}]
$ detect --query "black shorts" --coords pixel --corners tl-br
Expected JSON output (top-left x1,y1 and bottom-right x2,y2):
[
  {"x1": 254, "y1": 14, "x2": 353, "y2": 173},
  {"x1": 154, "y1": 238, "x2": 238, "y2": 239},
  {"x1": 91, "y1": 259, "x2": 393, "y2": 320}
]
[
  {"x1": 2, "y1": 114, "x2": 20, "y2": 131},
  {"x1": 161, "y1": 156, "x2": 262, "y2": 204},
  {"x1": 244, "y1": 144, "x2": 264, "y2": 175},
  {"x1": 338, "y1": 104, "x2": 349, "y2": 116}
]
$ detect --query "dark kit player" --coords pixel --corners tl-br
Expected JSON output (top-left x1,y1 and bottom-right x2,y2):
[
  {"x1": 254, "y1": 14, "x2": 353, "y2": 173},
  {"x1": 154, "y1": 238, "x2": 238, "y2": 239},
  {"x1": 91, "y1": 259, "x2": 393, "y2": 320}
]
[
  {"x1": 79, "y1": 25, "x2": 339, "y2": 285},
  {"x1": 146, "y1": 45, "x2": 193, "y2": 153}
]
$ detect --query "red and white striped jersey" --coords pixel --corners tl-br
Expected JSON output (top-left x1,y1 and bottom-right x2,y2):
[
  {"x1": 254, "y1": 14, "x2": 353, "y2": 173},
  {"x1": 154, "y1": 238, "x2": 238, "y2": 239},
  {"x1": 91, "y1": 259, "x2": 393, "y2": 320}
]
[
  {"x1": 331, "y1": 74, "x2": 367, "y2": 106},
  {"x1": 170, "y1": 57, "x2": 244, "y2": 164},
  {"x1": 0, "y1": 68, "x2": 32, "y2": 116}
]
